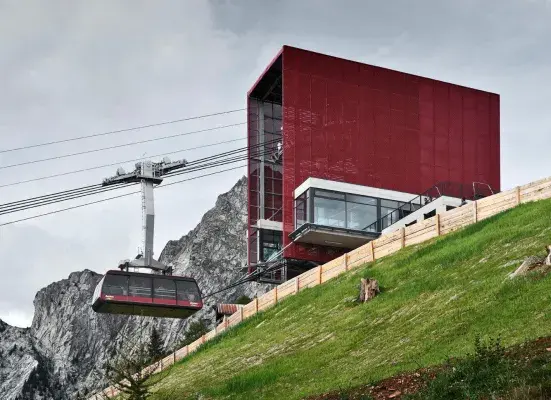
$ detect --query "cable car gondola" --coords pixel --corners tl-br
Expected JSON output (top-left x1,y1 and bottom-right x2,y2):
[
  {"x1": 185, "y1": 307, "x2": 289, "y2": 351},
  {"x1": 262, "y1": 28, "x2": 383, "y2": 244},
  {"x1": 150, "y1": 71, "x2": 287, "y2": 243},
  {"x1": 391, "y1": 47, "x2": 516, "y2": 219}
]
[
  {"x1": 91, "y1": 269, "x2": 203, "y2": 318},
  {"x1": 90, "y1": 158, "x2": 204, "y2": 318}
]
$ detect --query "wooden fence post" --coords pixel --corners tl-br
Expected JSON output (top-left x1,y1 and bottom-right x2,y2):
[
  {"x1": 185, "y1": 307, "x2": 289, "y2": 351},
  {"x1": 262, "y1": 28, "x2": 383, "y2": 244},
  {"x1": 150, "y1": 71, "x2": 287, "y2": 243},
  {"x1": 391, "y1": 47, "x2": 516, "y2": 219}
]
[
  {"x1": 274, "y1": 286, "x2": 278, "y2": 304},
  {"x1": 295, "y1": 276, "x2": 300, "y2": 293},
  {"x1": 473, "y1": 201, "x2": 478, "y2": 223},
  {"x1": 254, "y1": 297, "x2": 259, "y2": 313},
  {"x1": 344, "y1": 254, "x2": 349, "y2": 271},
  {"x1": 400, "y1": 227, "x2": 405, "y2": 248},
  {"x1": 240, "y1": 306, "x2": 244, "y2": 322},
  {"x1": 173, "y1": 351, "x2": 176, "y2": 364},
  {"x1": 435, "y1": 214, "x2": 441, "y2": 236},
  {"x1": 370, "y1": 240, "x2": 375, "y2": 261},
  {"x1": 516, "y1": 186, "x2": 521, "y2": 205},
  {"x1": 318, "y1": 265, "x2": 322, "y2": 284}
]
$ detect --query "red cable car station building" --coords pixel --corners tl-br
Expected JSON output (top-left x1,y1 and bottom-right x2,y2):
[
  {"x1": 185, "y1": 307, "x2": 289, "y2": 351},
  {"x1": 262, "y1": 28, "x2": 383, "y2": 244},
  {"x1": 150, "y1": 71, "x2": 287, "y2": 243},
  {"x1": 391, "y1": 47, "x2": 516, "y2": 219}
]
[{"x1": 247, "y1": 46, "x2": 500, "y2": 284}]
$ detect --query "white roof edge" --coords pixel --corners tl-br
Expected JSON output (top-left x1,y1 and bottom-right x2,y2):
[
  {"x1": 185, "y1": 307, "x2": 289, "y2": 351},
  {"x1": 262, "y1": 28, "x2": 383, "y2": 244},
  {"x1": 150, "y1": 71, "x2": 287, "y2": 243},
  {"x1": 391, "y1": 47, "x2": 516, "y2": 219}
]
[
  {"x1": 256, "y1": 219, "x2": 283, "y2": 231},
  {"x1": 293, "y1": 177, "x2": 419, "y2": 203}
]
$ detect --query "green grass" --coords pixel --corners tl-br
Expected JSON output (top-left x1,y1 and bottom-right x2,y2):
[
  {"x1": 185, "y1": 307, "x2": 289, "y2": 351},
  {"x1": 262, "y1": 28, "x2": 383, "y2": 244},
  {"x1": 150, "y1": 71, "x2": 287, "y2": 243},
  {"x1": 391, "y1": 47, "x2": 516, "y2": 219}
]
[
  {"x1": 150, "y1": 199, "x2": 551, "y2": 400},
  {"x1": 404, "y1": 335, "x2": 551, "y2": 399}
]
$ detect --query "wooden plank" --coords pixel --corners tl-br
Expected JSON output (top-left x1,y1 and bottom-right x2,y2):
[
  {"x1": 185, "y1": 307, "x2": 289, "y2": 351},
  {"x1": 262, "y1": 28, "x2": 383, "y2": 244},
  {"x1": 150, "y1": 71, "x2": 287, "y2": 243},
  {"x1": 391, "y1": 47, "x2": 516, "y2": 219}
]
[
  {"x1": 405, "y1": 224, "x2": 437, "y2": 241},
  {"x1": 440, "y1": 215, "x2": 473, "y2": 232},
  {"x1": 347, "y1": 245, "x2": 372, "y2": 268},
  {"x1": 322, "y1": 256, "x2": 344, "y2": 274},
  {"x1": 521, "y1": 186, "x2": 551, "y2": 203},
  {"x1": 242, "y1": 302, "x2": 256, "y2": 319},
  {"x1": 297, "y1": 267, "x2": 319, "y2": 288},
  {"x1": 477, "y1": 202, "x2": 517, "y2": 220},
  {"x1": 521, "y1": 185, "x2": 551, "y2": 200},
  {"x1": 405, "y1": 229, "x2": 437, "y2": 246},
  {"x1": 519, "y1": 175, "x2": 551, "y2": 191},
  {"x1": 277, "y1": 279, "x2": 296, "y2": 299},
  {"x1": 258, "y1": 291, "x2": 275, "y2": 310},
  {"x1": 435, "y1": 214, "x2": 441, "y2": 236},
  {"x1": 404, "y1": 217, "x2": 436, "y2": 236},
  {"x1": 439, "y1": 205, "x2": 472, "y2": 224},
  {"x1": 440, "y1": 209, "x2": 477, "y2": 225},
  {"x1": 162, "y1": 354, "x2": 174, "y2": 367},
  {"x1": 477, "y1": 193, "x2": 517, "y2": 212},
  {"x1": 477, "y1": 189, "x2": 517, "y2": 208},
  {"x1": 478, "y1": 196, "x2": 517, "y2": 213},
  {"x1": 299, "y1": 271, "x2": 320, "y2": 289},
  {"x1": 374, "y1": 240, "x2": 402, "y2": 258},
  {"x1": 322, "y1": 261, "x2": 346, "y2": 283},
  {"x1": 174, "y1": 347, "x2": 187, "y2": 361},
  {"x1": 373, "y1": 229, "x2": 402, "y2": 247},
  {"x1": 205, "y1": 329, "x2": 216, "y2": 342},
  {"x1": 520, "y1": 178, "x2": 551, "y2": 194},
  {"x1": 440, "y1": 216, "x2": 472, "y2": 235},
  {"x1": 227, "y1": 312, "x2": 241, "y2": 326}
]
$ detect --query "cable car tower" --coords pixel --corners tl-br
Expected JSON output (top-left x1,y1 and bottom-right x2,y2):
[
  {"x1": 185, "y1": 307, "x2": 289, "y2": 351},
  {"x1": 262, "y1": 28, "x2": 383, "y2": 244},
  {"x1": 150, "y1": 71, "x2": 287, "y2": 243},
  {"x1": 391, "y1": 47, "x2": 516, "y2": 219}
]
[{"x1": 102, "y1": 157, "x2": 187, "y2": 275}]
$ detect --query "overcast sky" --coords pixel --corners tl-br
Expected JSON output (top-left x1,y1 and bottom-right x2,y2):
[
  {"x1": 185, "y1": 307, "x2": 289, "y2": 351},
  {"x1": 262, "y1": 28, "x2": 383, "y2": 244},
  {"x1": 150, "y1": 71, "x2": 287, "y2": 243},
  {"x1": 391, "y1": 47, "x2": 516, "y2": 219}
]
[{"x1": 0, "y1": 0, "x2": 549, "y2": 328}]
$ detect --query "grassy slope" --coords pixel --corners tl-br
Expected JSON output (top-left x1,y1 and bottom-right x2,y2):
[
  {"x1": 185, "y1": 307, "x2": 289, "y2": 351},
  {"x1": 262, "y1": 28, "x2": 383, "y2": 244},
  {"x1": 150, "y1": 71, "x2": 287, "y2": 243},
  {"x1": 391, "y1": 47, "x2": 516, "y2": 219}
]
[{"x1": 152, "y1": 199, "x2": 551, "y2": 400}]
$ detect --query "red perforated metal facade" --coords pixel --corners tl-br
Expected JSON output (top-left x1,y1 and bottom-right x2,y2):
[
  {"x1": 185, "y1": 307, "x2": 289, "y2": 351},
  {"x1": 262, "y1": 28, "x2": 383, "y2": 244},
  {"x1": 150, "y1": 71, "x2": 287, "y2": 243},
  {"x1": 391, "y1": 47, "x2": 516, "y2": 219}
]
[{"x1": 248, "y1": 45, "x2": 500, "y2": 267}]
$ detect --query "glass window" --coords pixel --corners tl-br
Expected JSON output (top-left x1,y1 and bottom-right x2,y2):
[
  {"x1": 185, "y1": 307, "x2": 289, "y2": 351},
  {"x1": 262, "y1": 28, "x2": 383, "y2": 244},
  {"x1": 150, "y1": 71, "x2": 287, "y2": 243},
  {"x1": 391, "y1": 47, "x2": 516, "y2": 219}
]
[
  {"x1": 273, "y1": 119, "x2": 282, "y2": 133},
  {"x1": 103, "y1": 275, "x2": 128, "y2": 296},
  {"x1": 314, "y1": 196, "x2": 346, "y2": 228},
  {"x1": 129, "y1": 276, "x2": 152, "y2": 298},
  {"x1": 273, "y1": 103, "x2": 282, "y2": 119},
  {"x1": 346, "y1": 194, "x2": 377, "y2": 205},
  {"x1": 314, "y1": 189, "x2": 345, "y2": 200},
  {"x1": 153, "y1": 278, "x2": 176, "y2": 300},
  {"x1": 263, "y1": 102, "x2": 273, "y2": 118},
  {"x1": 381, "y1": 199, "x2": 399, "y2": 209},
  {"x1": 264, "y1": 117, "x2": 274, "y2": 134},
  {"x1": 295, "y1": 192, "x2": 308, "y2": 228},
  {"x1": 347, "y1": 203, "x2": 377, "y2": 230},
  {"x1": 176, "y1": 281, "x2": 201, "y2": 302},
  {"x1": 260, "y1": 230, "x2": 282, "y2": 261}
]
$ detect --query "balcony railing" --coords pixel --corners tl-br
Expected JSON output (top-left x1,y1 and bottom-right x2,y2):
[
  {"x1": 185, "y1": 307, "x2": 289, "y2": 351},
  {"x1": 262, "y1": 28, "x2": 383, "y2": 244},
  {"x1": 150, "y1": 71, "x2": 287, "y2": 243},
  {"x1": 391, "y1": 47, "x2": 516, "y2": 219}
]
[{"x1": 362, "y1": 181, "x2": 496, "y2": 233}]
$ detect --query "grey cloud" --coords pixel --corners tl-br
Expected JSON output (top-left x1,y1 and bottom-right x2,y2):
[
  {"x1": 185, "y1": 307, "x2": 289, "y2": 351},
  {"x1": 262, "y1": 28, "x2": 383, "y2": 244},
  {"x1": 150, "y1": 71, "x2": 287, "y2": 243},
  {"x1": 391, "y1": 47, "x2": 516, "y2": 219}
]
[{"x1": 1, "y1": 0, "x2": 550, "y2": 326}]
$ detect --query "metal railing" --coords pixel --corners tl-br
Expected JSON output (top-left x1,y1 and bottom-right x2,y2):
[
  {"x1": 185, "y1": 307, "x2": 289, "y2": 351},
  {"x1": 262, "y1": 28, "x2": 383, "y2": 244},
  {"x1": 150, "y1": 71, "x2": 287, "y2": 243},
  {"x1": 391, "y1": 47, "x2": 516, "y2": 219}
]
[{"x1": 362, "y1": 181, "x2": 496, "y2": 233}]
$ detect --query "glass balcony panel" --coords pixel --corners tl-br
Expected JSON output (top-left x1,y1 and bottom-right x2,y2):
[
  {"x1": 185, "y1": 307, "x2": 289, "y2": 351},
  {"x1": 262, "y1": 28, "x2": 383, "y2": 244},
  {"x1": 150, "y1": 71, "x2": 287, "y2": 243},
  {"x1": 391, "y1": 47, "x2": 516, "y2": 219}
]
[
  {"x1": 314, "y1": 197, "x2": 346, "y2": 228},
  {"x1": 347, "y1": 203, "x2": 377, "y2": 230}
]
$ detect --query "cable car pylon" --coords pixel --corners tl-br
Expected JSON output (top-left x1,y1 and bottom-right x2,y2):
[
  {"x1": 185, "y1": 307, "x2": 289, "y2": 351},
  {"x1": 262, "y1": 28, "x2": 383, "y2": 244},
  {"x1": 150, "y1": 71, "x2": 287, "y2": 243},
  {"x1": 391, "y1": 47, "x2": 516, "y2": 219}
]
[
  {"x1": 103, "y1": 157, "x2": 186, "y2": 273},
  {"x1": 91, "y1": 157, "x2": 204, "y2": 318}
]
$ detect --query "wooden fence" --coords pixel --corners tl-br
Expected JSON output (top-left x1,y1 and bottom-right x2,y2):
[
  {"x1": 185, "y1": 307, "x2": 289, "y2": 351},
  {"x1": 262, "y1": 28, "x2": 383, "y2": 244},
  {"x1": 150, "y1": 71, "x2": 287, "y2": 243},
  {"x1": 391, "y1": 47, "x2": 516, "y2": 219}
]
[{"x1": 88, "y1": 175, "x2": 551, "y2": 399}]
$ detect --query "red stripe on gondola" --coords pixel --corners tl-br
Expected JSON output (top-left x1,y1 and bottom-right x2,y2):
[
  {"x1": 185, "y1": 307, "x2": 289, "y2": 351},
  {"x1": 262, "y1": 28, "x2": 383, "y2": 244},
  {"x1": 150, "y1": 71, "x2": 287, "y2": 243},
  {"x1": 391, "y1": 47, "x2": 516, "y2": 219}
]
[
  {"x1": 100, "y1": 294, "x2": 202, "y2": 309},
  {"x1": 153, "y1": 298, "x2": 177, "y2": 306},
  {"x1": 101, "y1": 294, "x2": 152, "y2": 303}
]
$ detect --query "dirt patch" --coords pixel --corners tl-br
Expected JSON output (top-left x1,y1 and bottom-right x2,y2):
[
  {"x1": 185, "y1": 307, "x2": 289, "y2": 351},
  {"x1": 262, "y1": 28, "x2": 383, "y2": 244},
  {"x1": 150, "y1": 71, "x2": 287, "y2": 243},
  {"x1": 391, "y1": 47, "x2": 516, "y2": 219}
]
[
  {"x1": 303, "y1": 367, "x2": 438, "y2": 400},
  {"x1": 303, "y1": 336, "x2": 551, "y2": 400}
]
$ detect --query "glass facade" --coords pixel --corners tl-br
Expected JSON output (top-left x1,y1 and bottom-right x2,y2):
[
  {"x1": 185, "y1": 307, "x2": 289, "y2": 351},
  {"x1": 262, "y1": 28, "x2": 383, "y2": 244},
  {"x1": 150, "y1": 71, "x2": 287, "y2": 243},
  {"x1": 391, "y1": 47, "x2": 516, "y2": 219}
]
[
  {"x1": 294, "y1": 188, "x2": 421, "y2": 233},
  {"x1": 248, "y1": 98, "x2": 283, "y2": 267},
  {"x1": 260, "y1": 230, "x2": 282, "y2": 262}
]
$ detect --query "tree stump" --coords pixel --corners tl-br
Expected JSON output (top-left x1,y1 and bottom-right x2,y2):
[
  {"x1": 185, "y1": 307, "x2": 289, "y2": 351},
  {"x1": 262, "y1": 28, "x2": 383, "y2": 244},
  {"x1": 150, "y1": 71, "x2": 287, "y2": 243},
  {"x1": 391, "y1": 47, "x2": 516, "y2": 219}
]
[
  {"x1": 360, "y1": 278, "x2": 380, "y2": 302},
  {"x1": 545, "y1": 245, "x2": 551, "y2": 266}
]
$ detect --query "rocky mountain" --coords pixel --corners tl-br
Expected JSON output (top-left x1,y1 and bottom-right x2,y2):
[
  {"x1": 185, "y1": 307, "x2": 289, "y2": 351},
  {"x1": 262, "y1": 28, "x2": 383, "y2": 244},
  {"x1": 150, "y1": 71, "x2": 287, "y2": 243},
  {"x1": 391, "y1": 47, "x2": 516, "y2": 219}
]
[{"x1": 0, "y1": 176, "x2": 269, "y2": 400}]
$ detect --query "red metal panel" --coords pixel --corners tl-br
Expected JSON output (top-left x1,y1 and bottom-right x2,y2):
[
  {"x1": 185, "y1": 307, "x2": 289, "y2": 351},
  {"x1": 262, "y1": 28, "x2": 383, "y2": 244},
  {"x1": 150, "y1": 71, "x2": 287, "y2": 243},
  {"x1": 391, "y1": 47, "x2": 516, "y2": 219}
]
[{"x1": 251, "y1": 46, "x2": 500, "y2": 264}]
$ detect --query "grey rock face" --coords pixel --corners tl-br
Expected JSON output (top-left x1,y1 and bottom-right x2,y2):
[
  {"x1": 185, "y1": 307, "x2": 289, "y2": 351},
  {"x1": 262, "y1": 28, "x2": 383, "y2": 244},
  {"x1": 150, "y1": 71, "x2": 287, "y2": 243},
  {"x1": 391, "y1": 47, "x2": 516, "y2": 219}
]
[{"x1": 1, "y1": 177, "x2": 269, "y2": 399}]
